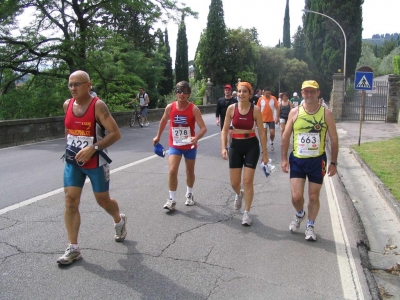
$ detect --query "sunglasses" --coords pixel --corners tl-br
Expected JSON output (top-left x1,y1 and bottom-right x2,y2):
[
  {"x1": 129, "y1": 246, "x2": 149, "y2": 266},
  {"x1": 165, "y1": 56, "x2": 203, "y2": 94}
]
[
  {"x1": 175, "y1": 89, "x2": 190, "y2": 94},
  {"x1": 68, "y1": 81, "x2": 88, "y2": 89}
]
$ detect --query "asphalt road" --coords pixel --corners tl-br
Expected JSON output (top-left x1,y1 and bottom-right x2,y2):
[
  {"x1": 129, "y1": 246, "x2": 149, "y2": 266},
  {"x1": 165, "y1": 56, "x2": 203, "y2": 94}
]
[{"x1": 0, "y1": 113, "x2": 372, "y2": 299}]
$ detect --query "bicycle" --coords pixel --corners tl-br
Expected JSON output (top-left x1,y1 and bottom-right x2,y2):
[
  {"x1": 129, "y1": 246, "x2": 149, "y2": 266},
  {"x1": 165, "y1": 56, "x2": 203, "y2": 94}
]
[{"x1": 129, "y1": 104, "x2": 142, "y2": 127}]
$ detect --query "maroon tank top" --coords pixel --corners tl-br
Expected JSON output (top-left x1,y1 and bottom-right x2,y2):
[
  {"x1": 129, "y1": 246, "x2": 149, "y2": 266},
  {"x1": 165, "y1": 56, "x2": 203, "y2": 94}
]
[{"x1": 231, "y1": 103, "x2": 255, "y2": 130}]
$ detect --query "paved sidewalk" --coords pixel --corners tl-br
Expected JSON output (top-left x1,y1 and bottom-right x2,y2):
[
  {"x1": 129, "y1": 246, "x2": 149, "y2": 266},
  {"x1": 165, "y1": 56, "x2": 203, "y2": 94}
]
[{"x1": 335, "y1": 121, "x2": 400, "y2": 299}]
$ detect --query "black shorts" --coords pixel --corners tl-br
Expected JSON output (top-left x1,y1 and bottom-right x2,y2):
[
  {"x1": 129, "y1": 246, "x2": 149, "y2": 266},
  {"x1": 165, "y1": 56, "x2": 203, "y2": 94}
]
[
  {"x1": 263, "y1": 122, "x2": 275, "y2": 130},
  {"x1": 289, "y1": 152, "x2": 327, "y2": 184},
  {"x1": 229, "y1": 137, "x2": 260, "y2": 169}
]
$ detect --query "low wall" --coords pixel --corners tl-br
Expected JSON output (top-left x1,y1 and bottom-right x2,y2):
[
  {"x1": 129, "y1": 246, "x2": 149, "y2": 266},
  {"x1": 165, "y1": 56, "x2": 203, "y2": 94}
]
[{"x1": 0, "y1": 105, "x2": 217, "y2": 149}]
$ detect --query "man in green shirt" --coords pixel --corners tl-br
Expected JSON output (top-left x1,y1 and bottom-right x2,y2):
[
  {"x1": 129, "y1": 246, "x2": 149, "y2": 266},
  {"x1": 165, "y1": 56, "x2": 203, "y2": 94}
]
[{"x1": 290, "y1": 92, "x2": 301, "y2": 108}]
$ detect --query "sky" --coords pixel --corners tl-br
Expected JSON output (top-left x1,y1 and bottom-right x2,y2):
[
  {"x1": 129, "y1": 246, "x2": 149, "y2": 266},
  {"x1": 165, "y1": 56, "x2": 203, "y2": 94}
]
[{"x1": 164, "y1": 0, "x2": 400, "y2": 63}]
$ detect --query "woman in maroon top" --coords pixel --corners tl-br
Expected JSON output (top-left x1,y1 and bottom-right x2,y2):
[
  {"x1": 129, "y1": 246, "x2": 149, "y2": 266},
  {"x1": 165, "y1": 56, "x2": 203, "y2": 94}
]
[{"x1": 221, "y1": 82, "x2": 269, "y2": 226}]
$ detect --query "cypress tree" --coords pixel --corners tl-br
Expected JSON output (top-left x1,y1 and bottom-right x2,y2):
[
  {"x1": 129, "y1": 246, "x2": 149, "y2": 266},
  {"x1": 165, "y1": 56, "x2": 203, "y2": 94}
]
[
  {"x1": 304, "y1": 0, "x2": 363, "y2": 95},
  {"x1": 158, "y1": 28, "x2": 174, "y2": 96},
  {"x1": 175, "y1": 15, "x2": 189, "y2": 82},
  {"x1": 292, "y1": 26, "x2": 308, "y2": 62},
  {"x1": 198, "y1": 0, "x2": 227, "y2": 85},
  {"x1": 283, "y1": 0, "x2": 291, "y2": 48}
]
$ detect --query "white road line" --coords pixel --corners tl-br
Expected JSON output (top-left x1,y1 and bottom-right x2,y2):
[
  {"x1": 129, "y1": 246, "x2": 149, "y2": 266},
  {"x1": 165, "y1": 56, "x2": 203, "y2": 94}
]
[
  {"x1": 0, "y1": 133, "x2": 220, "y2": 215},
  {"x1": 0, "y1": 188, "x2": 64, "y2": 215},
  {"x1": 325, "y1": 176, "x2": 364, "y2": 300}
]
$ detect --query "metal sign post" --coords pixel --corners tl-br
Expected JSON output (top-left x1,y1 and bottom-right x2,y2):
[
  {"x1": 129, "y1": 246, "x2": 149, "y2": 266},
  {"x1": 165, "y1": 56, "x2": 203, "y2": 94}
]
[
  {"x1": 358, "y1": 90, "x2": 365, "y2": 146},
  {"x1": 354, "y1": 66, "x2": 374, "y2": 146}
]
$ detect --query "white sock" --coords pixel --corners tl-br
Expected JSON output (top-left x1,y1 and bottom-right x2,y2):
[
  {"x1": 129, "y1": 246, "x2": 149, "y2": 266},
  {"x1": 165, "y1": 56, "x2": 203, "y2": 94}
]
[
  {"x1": 244, "y1": 210, "x2": 249, "y2": 214},
  {"x1": 187, "y1": 187, "x2": 193, "y2": 195},
  {"x1": 169, "y1": 191, "x2": 176, "y2": 201},
  {"x1": 115, "y1": 216, "x2": 124, "y2": 226},
  {"x1": 70, "y1": 243, "x2": 79, "y2": 250}
]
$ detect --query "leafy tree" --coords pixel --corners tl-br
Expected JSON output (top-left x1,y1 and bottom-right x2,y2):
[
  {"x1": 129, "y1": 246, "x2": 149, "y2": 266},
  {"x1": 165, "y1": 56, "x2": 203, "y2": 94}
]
[
  {"x1": 280, "y1": 58, "x2": 312, "y2": 94},
  {"x1": 356, "y1": 44, "x2": 381, "y2": 73},
  {"x1": 197, "y1": 0, "x2": 227, "y2": 85},
  {"x1": 194, "y1": 32, "x2": 205, "y2": 82},
  {"x1": 0, "y1": 0, "x2": 196, "y2": 116},
  {"x1": 303, "y1": 0, "x2": 363, "y2": 93},
  {"x1": 175, "y1": 15, "x2": 189, "y2": 82},
  {"x1": 254, "y1": 47, "x2": 287, "y2": 93},
  {"x1": 378, "y1": 47, "x2": 400, "y2": 75},
  {"x1": 224, "y1": 27, "x2": 260, "y2": 87},
  {"x1": 283, "y1": 0, "x2": 291, "y2": 48},
  {"x1": 379, "y1": 40, "x2": 398, "y2": 58}
]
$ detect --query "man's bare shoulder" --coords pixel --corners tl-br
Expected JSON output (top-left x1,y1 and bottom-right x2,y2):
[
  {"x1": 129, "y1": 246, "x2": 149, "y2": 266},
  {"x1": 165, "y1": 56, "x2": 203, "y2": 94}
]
[{"x1": 63, "y1": 98, "x2": 71, "y2": 111}]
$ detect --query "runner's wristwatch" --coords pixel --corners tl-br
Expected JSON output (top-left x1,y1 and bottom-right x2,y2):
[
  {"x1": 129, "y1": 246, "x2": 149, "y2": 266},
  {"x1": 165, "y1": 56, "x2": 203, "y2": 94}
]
[
  {"x1": 94, "y1": 144, "x2": 99, "y2": 151},
  {"x1": 330, "y1": 162, "x2": 338, "y2": 166}
]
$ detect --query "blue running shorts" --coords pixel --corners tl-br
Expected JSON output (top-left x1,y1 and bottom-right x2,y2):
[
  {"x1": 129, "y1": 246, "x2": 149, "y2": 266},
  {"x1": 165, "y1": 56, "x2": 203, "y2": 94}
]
[
  {"x1": 289, "y1": 152, "x2": 327, "y2": 184},
  {"x1": 168, "y1": 147, "x2": 197, "y2": 160},
  {"x1": 64, "y1": 163, "x2": 110, "y2": 193}
]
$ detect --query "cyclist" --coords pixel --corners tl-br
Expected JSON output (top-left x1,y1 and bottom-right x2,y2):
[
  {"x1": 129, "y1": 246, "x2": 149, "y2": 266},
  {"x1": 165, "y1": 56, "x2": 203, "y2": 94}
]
[{"x1": 135, "y1": 88, "x2": 150, "y2": 127}]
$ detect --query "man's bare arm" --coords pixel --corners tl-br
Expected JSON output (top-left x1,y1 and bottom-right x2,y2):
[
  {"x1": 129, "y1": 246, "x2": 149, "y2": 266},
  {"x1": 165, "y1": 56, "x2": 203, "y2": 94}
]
[{"x1": 94, "y1": 100, "x2": 121, "y2": 149}]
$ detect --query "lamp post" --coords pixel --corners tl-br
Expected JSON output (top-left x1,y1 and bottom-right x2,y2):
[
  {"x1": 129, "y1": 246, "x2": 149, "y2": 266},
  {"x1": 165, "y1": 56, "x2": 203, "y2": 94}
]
[{"x1": 302, "y1": 9, "x2": 347, "y2": 84}]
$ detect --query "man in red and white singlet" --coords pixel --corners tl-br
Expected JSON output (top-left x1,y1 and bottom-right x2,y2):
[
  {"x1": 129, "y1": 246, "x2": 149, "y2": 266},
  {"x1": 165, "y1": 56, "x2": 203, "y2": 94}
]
[
  {"x1": 153, "y1": 81, "x2": 207, "y2": 211},
  {"x1": 57, "y1": 70, "x2": 127, "y2": 266}
]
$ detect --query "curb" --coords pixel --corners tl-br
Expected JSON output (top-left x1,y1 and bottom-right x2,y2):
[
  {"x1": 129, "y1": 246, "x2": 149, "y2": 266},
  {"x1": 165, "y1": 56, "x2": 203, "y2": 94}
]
[
  {"x1": 327, "y1": 142, "x2": 382, "y2": 299},
  {"x1": 335, "y1": 146, "x2": 400, "y2": 300}
]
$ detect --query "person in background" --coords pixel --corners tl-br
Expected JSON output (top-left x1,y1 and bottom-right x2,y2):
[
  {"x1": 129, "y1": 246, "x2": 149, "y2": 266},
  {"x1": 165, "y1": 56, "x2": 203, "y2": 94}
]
[
  {"x1": 278, "y1": 92, "x2": 283, "y2": 105},
  {"x1": 221, "y1": 81, "x2": 268, "y2": 226},
  {"x1": 250, "y1": 88, "x2": 262, "y2": 105},
  {"x1": 134, "y1": 88, "x2": 150, "y2": 127},
  {"x1": 216, "y1": 84, "x2": 238, "y2": 150},
  {"x1": 232, "y1": 91, "x2": 238, "y2": 100},
  {"x1": 90, "y1": 88, "x2": 97, "y2": 97},
  {"x1": 58, "y1": 70, "x2": 126, "y2": 265},
  {"x1": 281, "y1": 80, "x2": 338, "y2": 241},
  {"x1": 216, "y1": 84, "x2": 238, "y2": 129},
  {"x1": 319, "y1": 97, "x2": 329, "y2": 109},
  {"x1": 279, "y1": 92, "x2": 293, "y2": 137},
  {"x1": 153, "y1": 81, "x2": 207, "y2": 211},
  {"x1": 290, "y1": 92, "x2": 301, "y2": 108},
  {"x1": 256, "y1": 87, "x2": 279, "y2": 151}
]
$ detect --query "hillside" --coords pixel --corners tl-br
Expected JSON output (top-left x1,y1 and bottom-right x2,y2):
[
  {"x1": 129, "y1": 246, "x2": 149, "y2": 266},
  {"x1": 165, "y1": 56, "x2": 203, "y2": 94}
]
[{"x1": 363, "y1": 33, "x2": 399, "y2": 46}]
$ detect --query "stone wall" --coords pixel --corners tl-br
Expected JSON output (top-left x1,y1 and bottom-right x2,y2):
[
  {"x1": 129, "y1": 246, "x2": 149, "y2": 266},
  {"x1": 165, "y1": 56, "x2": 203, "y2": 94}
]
[
  {"x1": 387, "y1": 74, "x2": 400, "y2": 123},
  {"x1": 330, "y1": 73, "x2": 345, "y2": 122},
  {"x1": 0, "y1": 105, "x2": 216, "y2": 149}
]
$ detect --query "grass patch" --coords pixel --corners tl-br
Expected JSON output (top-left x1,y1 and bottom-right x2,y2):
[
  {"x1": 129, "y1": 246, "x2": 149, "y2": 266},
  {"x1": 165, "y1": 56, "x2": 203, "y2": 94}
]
[{"x1": 351, "y1": 137, "x2": 400, "y2": 202}]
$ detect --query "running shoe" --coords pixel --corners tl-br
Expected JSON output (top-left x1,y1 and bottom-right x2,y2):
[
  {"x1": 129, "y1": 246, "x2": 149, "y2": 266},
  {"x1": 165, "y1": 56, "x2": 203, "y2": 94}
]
[
  {"x1": 57, "y1": 245, "x2": 82, "y2": 265},
  {"x1": 145, "y1": 122, "x2": 149, "y2": 127},
  {"x1": 289, "y1": 212, "x2": 306, "y2": 232},
  {"x1": 185, "y1": 193, "x2": 195, "y2": 206},
  {"x1": 305, "y1": 226, "x2": 317, "y2": 241},
  {"x1": 114, "y1": 214, "x2": 127, "y2": 242},
  {"x1": 164, "y1": 199, "x2": 177, "y2": 211},
  {"x1": 242, "y1": 212, "x2": 252, "y2": 226},
  {"x1": 140, "y1": 123, "x2": 144, "y2": 127},
  {"x1": 234, "y1": 189, "x2": 244, "y2": 210},
  {"x1": 270, "y1": 142, "x2": 274, "y2": 151}
]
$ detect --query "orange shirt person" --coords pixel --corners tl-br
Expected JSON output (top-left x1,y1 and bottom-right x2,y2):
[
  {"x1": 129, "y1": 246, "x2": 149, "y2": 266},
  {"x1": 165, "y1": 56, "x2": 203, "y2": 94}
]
[{"x1": 256, "y1": 87, "x2": 279, "y2": 151}]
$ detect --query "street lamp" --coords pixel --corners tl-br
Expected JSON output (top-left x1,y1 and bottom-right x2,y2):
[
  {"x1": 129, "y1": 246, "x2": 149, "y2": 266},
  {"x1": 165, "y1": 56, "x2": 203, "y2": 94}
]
[{"x1": 302, "y1": 9, "x2": 347, "y2": 83}]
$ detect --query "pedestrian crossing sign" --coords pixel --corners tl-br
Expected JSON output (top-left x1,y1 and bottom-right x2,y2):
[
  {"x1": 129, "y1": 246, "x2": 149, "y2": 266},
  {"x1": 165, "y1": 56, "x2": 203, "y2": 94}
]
[{"x1": 354, "y1": 71, "x2": 374, "y2": 90}]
